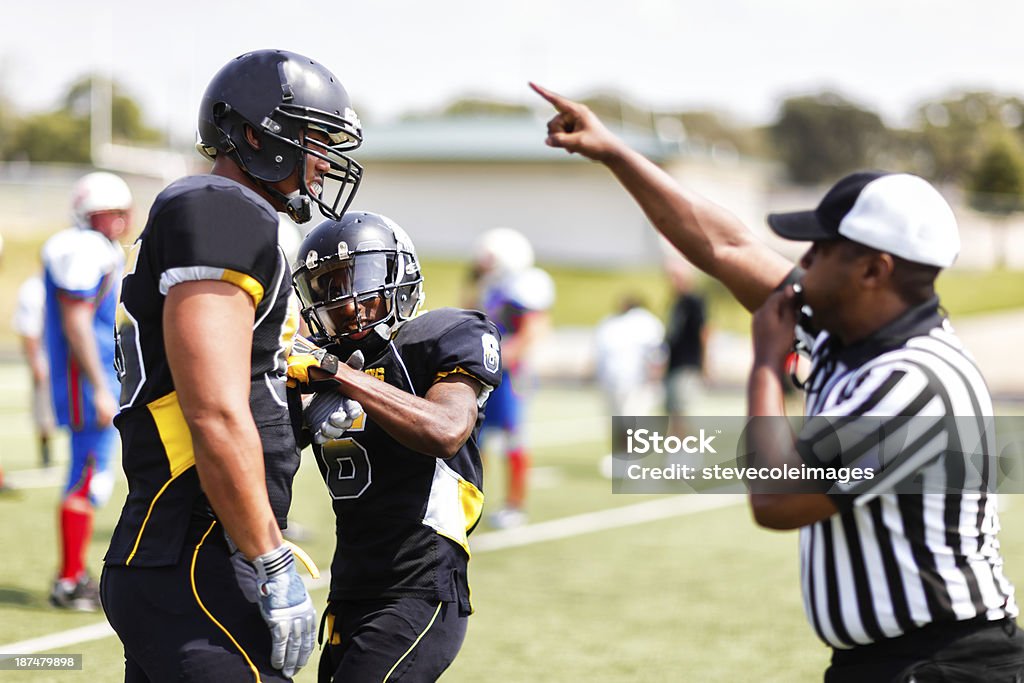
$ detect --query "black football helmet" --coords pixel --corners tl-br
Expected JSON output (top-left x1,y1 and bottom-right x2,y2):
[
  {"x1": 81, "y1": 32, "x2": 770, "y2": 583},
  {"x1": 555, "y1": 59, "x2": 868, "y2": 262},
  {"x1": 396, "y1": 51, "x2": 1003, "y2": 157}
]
[
  {"x1": 197, "y1": 49, "x2": 363, "y2": 223},
  {"x1": 293, "y1": 212, "x2": 424, "y2": 362}
]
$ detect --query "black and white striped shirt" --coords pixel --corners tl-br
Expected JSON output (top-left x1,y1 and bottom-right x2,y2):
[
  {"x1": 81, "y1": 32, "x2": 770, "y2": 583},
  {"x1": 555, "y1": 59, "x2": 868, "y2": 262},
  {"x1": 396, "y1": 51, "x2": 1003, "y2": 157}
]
[{"x1": 795, "y1": 297, "x2": 1017, "y2": 649}]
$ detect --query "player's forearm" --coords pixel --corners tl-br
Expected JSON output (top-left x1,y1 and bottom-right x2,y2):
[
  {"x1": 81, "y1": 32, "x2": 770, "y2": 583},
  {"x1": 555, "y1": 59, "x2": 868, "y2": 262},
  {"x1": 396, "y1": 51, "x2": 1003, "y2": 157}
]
[
  {"x1": 189, "y1": 411, "x2": 283, "y2": 559},
  {"x1": 333, "y1": 367, "x2": 474, "y2": 459},
  {"x1": 19, "y1": 336, "x2": 49, "y2": 383},
  {"x1": 60, "y1": 301, "x2": 112, "y2": 394},
  {"x1": 603, "y1": 146, "x2": 790, "y2": 312}
]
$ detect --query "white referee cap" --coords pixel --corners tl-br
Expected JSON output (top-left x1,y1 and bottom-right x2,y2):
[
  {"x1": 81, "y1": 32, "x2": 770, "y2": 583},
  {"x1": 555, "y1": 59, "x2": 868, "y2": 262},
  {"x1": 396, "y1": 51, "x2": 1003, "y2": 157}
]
[{"x1": 767, "y1": 172, "x2": 960, "y2": 268}]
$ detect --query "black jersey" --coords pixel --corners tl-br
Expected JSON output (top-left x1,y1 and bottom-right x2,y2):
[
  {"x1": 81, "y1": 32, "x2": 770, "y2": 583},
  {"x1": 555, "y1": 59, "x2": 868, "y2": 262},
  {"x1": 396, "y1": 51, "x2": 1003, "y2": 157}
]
[
  {"x1": 312, "y1": 308, "x2": 502, "y2": 606},
  {"x1": 106, "y1": 175, "x2": 301, "y2": 567}
]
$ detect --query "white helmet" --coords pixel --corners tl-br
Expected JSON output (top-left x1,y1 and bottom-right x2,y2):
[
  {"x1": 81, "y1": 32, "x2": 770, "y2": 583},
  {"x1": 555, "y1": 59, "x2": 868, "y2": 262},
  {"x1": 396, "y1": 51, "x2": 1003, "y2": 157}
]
[
  {"x1": 71, "y1": 172, "x2": 133, "y2": 228},
  {"x1": 474, "y1": 227, "x2": 534, "y2": 276}
]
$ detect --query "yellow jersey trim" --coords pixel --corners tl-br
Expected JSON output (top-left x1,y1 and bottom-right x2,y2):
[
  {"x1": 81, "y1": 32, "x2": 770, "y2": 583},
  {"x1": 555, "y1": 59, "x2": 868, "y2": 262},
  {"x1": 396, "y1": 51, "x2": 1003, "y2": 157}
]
[
  {"x1": 220, "y1": 269, "x2": 265, "y2": 307},
  {"x1": 147, "y1": 391, "x2": 196, "y2": 477},
  {"x1": 433, "y1": 366, "x2": 485, "y2": 385},
  {"x1": 126, "y1": 391, "x2": 197, "y2": 565}
]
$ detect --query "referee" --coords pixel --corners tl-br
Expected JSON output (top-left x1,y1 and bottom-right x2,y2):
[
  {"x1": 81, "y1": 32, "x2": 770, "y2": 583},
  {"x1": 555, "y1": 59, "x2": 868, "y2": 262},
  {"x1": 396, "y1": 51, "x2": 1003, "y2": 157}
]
[{"x1": 532, "y1": 83, "x2": 1024, "y2": 681}]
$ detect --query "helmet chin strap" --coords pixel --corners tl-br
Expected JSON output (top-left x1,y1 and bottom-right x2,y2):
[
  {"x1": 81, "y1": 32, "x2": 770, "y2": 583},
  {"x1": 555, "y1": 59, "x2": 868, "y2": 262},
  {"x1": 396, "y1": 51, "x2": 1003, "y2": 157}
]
[
  {"x1": 256, "y1": 180, "x2": 313, "y2": 223},
  {"x1": 285, "y1": 195, "x2": 312, "y2": 223}
]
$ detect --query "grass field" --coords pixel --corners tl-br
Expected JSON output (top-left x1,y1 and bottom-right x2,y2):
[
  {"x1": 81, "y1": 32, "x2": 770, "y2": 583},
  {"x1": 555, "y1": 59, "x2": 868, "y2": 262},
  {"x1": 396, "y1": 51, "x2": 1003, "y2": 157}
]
[{"x1": 1, "y1": 362, "x2": 1024, "y2": 682}]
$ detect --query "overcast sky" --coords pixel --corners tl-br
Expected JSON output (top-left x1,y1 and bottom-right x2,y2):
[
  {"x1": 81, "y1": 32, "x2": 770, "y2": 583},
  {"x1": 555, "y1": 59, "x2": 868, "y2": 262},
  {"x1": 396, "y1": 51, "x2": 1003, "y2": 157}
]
[{"x1": 4, "y1": 0, "x2": 1024, "y2": 143}]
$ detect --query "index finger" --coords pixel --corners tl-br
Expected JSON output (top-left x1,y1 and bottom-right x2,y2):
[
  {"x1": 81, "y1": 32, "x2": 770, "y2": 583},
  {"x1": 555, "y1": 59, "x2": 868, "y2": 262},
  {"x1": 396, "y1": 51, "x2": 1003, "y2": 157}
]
[{"x1": 529, "y1": 81, "x2": 576, "y2": 113}]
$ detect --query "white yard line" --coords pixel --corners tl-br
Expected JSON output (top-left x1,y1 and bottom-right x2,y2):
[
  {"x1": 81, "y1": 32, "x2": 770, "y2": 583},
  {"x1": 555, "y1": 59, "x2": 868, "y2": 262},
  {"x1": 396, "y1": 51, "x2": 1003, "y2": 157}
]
[
  {"x1": 0, "y1": 622, "x2": 116, "y2": 657},
  {"x1": 471, "y1": 495, "x2": 742, "y2": 553},
  {"x1": 0, "y1": 494, "x2": 741, "y2": 658}
]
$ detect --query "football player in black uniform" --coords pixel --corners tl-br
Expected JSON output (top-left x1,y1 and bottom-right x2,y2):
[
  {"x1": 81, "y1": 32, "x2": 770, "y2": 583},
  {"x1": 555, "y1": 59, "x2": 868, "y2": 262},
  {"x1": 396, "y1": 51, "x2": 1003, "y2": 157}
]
[
  {"x1": 290, "y1": 212, "x2": 502, "y2": 682},
  {"x1": 101, "y1": 50, "x2": 362, "y2": 682}
]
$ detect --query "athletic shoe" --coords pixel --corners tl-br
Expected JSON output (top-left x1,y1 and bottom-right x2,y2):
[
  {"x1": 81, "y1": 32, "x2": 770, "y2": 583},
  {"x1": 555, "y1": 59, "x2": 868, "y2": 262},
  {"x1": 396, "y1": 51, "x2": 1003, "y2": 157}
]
[
  {"x1": 49, "y1": 575, "x2": 101, "y2": 612},
  {"x1": 489, "y1": 507, "x2": 528, "y2": 530}
]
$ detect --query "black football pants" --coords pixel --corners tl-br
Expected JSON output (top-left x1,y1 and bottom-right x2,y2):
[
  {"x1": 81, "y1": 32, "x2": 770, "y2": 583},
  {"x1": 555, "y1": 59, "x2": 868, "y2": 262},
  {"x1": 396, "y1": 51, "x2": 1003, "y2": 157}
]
[
  {"x1": 825, "y1": 617, "x2": 1024, "y2": 683},
  {"x1": 318, "y1": 597, "x2": 468, "y2": 682}
]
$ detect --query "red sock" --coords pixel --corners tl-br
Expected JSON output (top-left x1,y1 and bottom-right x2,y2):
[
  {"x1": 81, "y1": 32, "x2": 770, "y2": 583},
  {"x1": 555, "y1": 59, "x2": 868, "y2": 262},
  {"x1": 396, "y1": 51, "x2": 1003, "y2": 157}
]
[
  {"x1": 507, "y1": 448, "x2": 529, "y2": 509},
  {"x1": 60, "y1": 501, "x2": 93, "y2": 581},
  {"x1": 59, "y1": 463, "x2": 94, "y2": 582}
]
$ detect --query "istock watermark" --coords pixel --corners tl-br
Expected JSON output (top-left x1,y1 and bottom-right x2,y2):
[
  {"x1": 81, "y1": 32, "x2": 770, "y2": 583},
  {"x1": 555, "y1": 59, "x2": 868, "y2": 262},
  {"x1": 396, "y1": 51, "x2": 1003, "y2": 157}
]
[
  {"x1": 609, "y1": 416, "x2": 1024, "y2": 495},
  {"x1": 625, "y1": 428, "x2": 718, "y2": 454}
]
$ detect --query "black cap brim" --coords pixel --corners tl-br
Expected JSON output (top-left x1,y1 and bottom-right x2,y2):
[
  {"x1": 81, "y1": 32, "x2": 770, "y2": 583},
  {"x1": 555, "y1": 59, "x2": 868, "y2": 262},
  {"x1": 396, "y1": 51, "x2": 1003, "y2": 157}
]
[{"x1": 766, "y1": 210, "x2": 838, "y2": 242}]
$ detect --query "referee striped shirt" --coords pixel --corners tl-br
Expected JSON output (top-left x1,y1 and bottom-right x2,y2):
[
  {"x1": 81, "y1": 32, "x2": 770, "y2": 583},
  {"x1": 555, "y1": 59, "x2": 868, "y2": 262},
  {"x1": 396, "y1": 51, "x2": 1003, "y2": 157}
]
[{"x1": 795, "y1": 296, "x2": 1017, "y2": 649}]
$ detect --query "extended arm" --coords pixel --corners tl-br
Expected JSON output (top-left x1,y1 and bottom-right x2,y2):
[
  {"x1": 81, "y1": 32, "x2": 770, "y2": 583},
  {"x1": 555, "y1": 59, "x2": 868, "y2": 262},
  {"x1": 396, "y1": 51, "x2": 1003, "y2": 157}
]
[
  {"x1": 58, "y1": 297, "x2": 117, "y2": 425},
  {"x1": 328, "y1": 365, "x2": 482, "y2": 460},
  {"x1": 163, "y1": 280, "x2": 282, "y2": 559},
  {"x1": 531, "y1": 83, "x2": 792, "y2": 313}
]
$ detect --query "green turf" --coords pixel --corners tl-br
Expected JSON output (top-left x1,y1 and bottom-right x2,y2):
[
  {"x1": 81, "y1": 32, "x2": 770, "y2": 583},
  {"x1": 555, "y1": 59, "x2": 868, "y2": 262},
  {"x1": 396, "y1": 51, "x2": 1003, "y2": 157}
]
[{"x1": 2, "y1": 361, "x2": 1024, "y2": 682}]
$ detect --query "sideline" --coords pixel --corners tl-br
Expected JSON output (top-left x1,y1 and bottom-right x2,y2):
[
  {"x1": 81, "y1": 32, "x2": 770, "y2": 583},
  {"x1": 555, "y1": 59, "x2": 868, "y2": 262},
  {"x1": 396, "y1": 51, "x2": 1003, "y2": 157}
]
[{"x1": 0, "y1": 494, "x2": 742, "y2": 658}]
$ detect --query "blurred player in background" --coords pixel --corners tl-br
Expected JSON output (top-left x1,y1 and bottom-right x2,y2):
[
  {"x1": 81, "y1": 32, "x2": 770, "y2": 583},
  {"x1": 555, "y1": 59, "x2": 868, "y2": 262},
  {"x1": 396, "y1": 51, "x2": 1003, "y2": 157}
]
[
  {"x1": 593, "y1": 294, "x2": 665, "y2": 417},
  {"x1": 13, "y1": 272, "x2": 56, "y2": 468},
  {"x1": 41, "y1": 171, "x2": 131, "y2": 610},
  {"x1": 593, "y1": 294, "x2": 665, "y2": 479},
  {"x1": 101, "y1": 50, "x2": 363, "y2": 682},
  {"x1": 291, "y1": 211, "x2": 501, "y2": 681},
  {"x1": 662, "y1": 257, "x2": 708, "y2": 427},
  {"x1": 469, "y1": 227, "x2": 554, "y2": 529}
]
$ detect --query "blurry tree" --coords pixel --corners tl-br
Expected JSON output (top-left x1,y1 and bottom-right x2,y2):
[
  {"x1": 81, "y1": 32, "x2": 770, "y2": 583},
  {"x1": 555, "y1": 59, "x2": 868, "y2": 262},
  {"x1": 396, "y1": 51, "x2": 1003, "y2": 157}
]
[
  {"x1": 671, "y1": 111, "x2": 767, "y2": 158},
  {"x1": 769, "y1": 92, "x2": 890, "y2": 184},
  {"x1": 0, "y1": 88, "x2": 16, "y2": 159},
  {"x1": 403, "y1": 96, "x2": 530, "y2": 120},
  {"x1": 579, "y1": 92, "x2": 652, "y2": 128},
  {"x1": 5, "y1": 111, "x2": 90, "y2": 163},
  {"x1": 2, "y1": 75, "x2": 161, "y2": 163},
  {"x1": 967, "y1": 132, "x2": 1024, "y2": 268},
  {"x1": 440, "y1": 97, "x2": 530, "y2": 118},
  {"x1": 913, "y1": 91, "x2": 1024, "y2": 183},
  {"x1": 64, "y1": 76, "x2": 162, "y2": 145}
]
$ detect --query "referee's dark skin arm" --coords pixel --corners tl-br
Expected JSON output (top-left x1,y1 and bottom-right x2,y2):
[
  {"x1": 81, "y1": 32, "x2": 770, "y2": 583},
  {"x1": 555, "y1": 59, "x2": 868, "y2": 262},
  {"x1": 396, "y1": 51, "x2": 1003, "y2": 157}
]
[
  {"x1": 746, "y1": 286, "x2": 837, "y2": 529},
  {"x1": 531, "y1": 82, "x2": 792, "y2": 313},
  {"x1": 533, "y1": 83, "x2": 833, "y2": 529}
]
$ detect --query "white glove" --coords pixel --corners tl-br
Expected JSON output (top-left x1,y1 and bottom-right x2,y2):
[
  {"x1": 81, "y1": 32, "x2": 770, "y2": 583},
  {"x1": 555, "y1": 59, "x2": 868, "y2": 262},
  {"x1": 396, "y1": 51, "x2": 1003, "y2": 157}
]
[
  {"x1": 250, "y1": 545, "x2": 316, "y2": 678},
  {"x1": 304, "y1": 351, "x2": 365, "y2": 445}
]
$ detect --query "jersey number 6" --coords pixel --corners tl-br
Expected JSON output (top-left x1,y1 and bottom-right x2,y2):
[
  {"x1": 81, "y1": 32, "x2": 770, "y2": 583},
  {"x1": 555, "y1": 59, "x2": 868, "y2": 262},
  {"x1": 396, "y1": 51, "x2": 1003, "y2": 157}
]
[{"x1": 317, "y1": 438, "x2": 372, "y2": 499}]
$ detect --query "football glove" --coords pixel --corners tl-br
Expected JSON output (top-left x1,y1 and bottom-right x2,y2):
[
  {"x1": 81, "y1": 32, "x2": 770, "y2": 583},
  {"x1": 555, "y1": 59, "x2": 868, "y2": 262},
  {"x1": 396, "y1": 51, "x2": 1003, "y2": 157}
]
[
  {"x1": 304, "y1": 350, "x2": 365, "y2": 445},
  {"x1": 286, "y1": 333, "x2": 341, "y2": 386},
  {"x1": 251, "y1": 545, "x2": 316, "y2": 678}
]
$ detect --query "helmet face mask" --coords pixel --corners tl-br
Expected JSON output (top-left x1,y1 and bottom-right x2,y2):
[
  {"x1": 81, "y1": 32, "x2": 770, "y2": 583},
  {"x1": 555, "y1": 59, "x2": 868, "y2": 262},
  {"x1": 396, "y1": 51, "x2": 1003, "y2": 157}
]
[
  {"x1": 197, "y1": 49, "x2": 363, "y2": 223},
  {"x1": 293, "y1": 213, "x2": 423, "y2": 361},
  {"x1": 300, "y1": 251, "x2": 396, "y2": 339}
]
